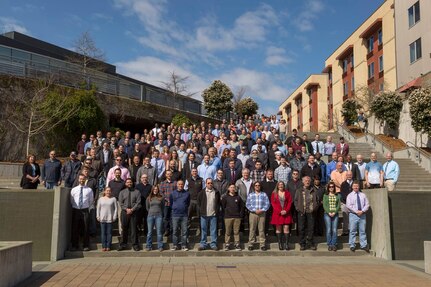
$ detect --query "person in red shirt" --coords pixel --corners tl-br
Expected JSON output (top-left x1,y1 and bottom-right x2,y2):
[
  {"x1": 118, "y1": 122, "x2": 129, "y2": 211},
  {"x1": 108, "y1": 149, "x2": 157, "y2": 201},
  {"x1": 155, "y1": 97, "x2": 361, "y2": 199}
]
[{"x1": 271, "y1": 181, "x2": 293, "y2": 250}]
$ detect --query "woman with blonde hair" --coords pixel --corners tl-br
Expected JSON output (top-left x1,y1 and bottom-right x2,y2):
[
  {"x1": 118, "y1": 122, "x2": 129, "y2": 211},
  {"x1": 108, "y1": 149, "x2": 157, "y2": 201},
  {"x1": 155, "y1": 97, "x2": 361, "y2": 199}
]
[{"x1": 96, "y1": 186, "x2": 117, "y2": 251}]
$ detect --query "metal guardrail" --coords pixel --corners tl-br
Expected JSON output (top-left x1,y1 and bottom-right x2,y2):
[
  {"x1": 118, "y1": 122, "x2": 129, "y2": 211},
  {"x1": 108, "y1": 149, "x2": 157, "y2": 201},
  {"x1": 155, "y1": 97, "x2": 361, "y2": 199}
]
[
  {"x1": 405, "y1": 141, "x2": 424, "y2": 163},
  {"x1": 0, "y1": 46, "x2": 203, "y2": 115}
]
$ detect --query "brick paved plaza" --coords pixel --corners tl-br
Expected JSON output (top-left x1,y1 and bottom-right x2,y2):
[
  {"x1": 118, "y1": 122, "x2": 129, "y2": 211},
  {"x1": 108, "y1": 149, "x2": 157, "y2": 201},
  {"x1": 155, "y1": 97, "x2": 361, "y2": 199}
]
[{"x1": 20, "y1": 257, "x2": 431, "y2": 287}]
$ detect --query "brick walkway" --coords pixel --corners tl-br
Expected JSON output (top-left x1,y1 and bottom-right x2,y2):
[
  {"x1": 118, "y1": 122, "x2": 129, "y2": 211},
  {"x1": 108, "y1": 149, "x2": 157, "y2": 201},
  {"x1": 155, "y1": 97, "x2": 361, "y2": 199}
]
[{"x1": 21, "y1": 257, "x2": 431, "y2": 287}]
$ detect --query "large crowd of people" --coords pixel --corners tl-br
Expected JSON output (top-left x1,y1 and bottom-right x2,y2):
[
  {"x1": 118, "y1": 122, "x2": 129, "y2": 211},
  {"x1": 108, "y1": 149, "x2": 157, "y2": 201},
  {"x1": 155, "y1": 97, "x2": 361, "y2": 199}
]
[{"x1": 21, "y1": 114, "x2": 400, "y2": 252}]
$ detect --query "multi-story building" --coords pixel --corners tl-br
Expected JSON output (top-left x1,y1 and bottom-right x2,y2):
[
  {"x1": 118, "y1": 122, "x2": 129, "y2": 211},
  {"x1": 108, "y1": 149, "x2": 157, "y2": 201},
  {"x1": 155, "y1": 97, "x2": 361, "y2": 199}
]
[
  {"x1": 395, "y1": 0, "x2": 431, "y2": 90},
  {"x1": 279, "y1": 0, "x2": 397, "y2": 132},
  {"x1": 279, "y1": 75, "x2": 328, "y2": 132}
]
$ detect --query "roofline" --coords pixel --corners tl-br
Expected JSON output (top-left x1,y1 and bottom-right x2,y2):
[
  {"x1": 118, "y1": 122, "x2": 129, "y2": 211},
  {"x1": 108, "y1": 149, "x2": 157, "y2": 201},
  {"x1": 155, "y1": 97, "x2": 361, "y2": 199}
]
[{"x1": 324, "y1": 0, "x2": 390, "y2": 63}]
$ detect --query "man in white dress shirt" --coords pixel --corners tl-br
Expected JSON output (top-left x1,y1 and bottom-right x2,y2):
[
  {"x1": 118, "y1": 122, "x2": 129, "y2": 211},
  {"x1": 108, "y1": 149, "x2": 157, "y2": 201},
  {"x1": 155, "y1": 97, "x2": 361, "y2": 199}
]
[{"x1": 70, "y1": 174, "x2": 94, "y2": 251}]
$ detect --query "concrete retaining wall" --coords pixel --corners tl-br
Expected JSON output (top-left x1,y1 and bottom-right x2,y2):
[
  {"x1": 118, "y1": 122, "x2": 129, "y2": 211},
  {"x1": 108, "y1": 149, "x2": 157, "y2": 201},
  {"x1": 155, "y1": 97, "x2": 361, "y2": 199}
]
[
  {"x1": 0, "y1": 241, "x2": 32, "y2": 287},
  {"x1": 51, "y1": 187, "x2": 72, "y2": 261},
  {"x1": 0, "y1": 190, "x2": 54, "y2": 261},
  {"x1": 363, "y1": 188, "x2": 392, "y2": 260},
  {"x1": 0, "y1": 162, "x2": 22, "y2": 178},
  {"x1": 425, "y1": 241, "x2": 431, "y2": 274},
  {"x1": 389, "y1": 191, "x2": 431, "y2": 260}
]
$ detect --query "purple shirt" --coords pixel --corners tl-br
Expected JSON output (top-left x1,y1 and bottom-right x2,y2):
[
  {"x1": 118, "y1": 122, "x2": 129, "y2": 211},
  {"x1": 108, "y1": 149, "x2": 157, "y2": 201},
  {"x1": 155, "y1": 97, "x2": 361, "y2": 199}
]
[{"x1": 346, "y1": 191, "x2": 369, "y2": 213}]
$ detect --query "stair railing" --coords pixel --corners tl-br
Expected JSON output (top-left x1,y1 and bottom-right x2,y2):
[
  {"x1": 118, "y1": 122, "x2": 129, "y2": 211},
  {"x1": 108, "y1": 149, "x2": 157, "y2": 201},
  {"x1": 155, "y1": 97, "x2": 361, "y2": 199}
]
[{"x1": 405, "y1": 141, "x2": 422, "y2": 163}]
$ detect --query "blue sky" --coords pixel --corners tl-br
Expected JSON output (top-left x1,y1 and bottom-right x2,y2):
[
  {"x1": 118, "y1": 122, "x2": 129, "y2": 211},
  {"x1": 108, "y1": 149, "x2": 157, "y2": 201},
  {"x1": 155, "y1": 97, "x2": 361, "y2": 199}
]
[{"x1": 1, "y1": 0, "x2": 383, "y2": 116}]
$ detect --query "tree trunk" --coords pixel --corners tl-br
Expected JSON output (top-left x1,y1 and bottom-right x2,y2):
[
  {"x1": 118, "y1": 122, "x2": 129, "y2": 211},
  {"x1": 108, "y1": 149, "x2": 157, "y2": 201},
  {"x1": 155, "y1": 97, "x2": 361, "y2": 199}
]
[{"x1": 26, "y1": 110, "x2": 33, "y2": 156}]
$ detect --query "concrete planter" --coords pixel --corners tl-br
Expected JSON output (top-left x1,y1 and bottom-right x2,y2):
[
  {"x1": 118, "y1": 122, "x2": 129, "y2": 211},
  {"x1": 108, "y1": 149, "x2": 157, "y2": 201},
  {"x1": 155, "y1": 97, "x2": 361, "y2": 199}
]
[{"x1": 0, "y1": 241, "x2": 32, "y2": 287}]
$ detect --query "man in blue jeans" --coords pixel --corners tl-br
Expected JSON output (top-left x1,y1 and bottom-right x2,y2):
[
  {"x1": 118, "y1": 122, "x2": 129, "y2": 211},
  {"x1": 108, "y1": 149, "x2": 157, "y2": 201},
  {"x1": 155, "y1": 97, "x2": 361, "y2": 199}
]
[
  {"x1": 346, "y1": 181, "x2": 370, "y2": 252},
  {"x1": 197, "y1": 178, "x2": 221, "y2": 251},
  {"x1": 169, "y1": 180, "x2": 190, "y2": 251}
]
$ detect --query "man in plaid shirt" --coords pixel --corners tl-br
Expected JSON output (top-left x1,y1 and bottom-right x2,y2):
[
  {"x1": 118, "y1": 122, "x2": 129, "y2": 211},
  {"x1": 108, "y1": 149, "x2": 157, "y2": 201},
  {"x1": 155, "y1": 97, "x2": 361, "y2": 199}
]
[
  {"x1": 159, "y1": 170, "x2": 177, "y2": 236},
  {"x1": 246, "y1": 181, "x2": 270, "y2": 251},
  {"x1": 274, "y1": 157, "x2": 291, "y2": 185},
  {"x1": 250, "y1": 160, "x2": 266, "y2": 183}
]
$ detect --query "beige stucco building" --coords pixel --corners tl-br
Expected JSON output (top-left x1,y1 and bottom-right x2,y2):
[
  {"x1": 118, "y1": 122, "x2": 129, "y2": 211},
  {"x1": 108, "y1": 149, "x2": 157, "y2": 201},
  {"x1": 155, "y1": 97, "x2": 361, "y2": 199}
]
[
  {"x1": 279, "y1": 0, "x2": 397, "y2": 132},
  {"x1": 395, "y1": 0, "x2": 431, "y2": 90},
  {"x1": 279, "y1": 74, "x2": 328, "y2": 132}
]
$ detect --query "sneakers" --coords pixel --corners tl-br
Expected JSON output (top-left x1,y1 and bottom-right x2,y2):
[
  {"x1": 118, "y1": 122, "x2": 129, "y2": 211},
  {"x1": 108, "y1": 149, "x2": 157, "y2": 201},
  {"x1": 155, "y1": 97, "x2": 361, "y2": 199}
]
[
  {"x1": 248, "y1": 245, "x2": 253, "y2": 251},
  {"x1": 182, "y1": 246, "x2": 189, "y2": 251},
  {"x1": 224, "y1": 244, "x2": 230, "y2": 251},
  {"x1": 350, "y1": 246, "x2": 356, "y2": 252},
  {"x1": 234, "y1": 244, "x2": 242, "y2": 251},
  {"x1": 211, "y1": 246, "x2": 218, "y2": 251},
  {"x1": 197, "y1": 246, "x2": 205, "y2": 251},
  {"x1": 170, "y1": 246, "x2": 178, "y2": 251},
  {"x1": 260, "y1": 246, "x2": 267, "y2": 251}
]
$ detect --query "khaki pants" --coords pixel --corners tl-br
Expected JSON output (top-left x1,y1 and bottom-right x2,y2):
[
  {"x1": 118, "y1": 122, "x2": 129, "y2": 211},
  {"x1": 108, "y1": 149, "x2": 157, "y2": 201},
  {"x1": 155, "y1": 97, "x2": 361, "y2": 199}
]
[
  {"x1": 385, "y1": 180, "x2": 396, "y2": 192},
  {"x1": 224, "y1": 218, "x2": 241, "y2": 244},
  {"x1": 248, "y1": 212, "x2": 266, "y2": 247}
]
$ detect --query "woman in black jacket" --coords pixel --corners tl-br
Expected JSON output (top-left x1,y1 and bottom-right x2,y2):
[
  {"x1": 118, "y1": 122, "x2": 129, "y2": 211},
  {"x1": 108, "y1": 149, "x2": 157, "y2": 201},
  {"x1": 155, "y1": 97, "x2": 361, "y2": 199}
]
[
  {"x1": 21, "y1": 154, "x2": 40, "y2": 189},
  {"x1": 221, "y1": 184, "x2": 244, "y2": 251}
]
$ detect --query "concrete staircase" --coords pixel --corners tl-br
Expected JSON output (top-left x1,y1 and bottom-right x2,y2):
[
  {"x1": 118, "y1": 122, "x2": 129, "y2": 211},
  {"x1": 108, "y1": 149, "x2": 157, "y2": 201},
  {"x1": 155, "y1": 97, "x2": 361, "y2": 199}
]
[
  {"x1": 347, "y1": 143, "x2": 431, "y2": 192},
  {"x1": 65, "y1": 230, "x2": 371, "y2": 258}
]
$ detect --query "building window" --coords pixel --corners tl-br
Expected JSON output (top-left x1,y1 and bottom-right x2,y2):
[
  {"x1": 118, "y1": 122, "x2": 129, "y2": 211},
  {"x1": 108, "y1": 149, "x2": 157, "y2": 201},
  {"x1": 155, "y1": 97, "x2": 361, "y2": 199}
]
[
  {"x1": 378, "y1": 56, "x2": 384, "y2": 72},
  {"x1": 343, "y1": 82, "x2": 348, "y2": 96},
  {"x1": 351, "y1": 54, "x2": 354, "y2": 68},
  {"x1": 306, "y1": 89, "x2": 312, "y2": 98},
  {"x1": 328, "y1": 72, "x2": 332, "y2": 83},
  {"x1": 342, "y1": 58, "x2": 348, "y2": 73},
  {"x1": 351, "y1": 77, "x2": 355, "y2": 91},
  {"x1": 408, "y1": 1, "x2": 421, "y2": 28},
  {"x1": 368, "y1": 36, "x2": 374, "y2": 53},
  {"x1": 368, "y1": 62, "x2": 375, "y2": 79},
  {"x1": 410, "y1": 38, "x2": 422, "y2": 63},
  {"x1": 378, "y1": 29, "x2": 383, "y2": 45}
]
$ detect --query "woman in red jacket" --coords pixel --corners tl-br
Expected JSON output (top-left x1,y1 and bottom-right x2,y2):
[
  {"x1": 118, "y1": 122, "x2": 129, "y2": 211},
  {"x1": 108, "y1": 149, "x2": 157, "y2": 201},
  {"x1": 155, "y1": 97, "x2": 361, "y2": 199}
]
[{"x1": 271, "y1": 181, "x2": 293, "y2": 250}]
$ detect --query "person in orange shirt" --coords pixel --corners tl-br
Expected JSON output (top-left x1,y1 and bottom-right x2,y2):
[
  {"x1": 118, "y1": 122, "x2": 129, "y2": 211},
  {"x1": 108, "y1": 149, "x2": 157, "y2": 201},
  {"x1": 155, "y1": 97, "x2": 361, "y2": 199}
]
[{"x1": 330, "y1": 162, "x2": 347, "y2": 193}]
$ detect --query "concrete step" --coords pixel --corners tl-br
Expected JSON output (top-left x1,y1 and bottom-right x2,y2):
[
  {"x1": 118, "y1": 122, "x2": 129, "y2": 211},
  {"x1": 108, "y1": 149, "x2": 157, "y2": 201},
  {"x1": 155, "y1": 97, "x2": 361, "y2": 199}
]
[{"x1": 65, "y1": 243, "x2": 372, "y2": 258}]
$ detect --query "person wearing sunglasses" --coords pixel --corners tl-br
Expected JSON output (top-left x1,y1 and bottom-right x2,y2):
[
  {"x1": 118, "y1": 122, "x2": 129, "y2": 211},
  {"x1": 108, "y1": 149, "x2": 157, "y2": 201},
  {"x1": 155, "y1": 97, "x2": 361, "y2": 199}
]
[{"x1": 323, "y1": 182, "x2": 341, "y2": 251}]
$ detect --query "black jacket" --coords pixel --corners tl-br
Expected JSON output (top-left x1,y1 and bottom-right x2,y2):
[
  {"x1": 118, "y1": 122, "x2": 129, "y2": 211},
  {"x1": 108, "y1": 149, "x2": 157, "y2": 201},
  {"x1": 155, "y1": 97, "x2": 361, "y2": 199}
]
[
  {"x1": 186, "y1": 176, "x2": 203, "y2": 200},
  {"x1": 221, "y1": 194, "x2": 245, "y2": 218},
  {"x1": 197, "y1": 189, "x2": 221, "y2": 216},
  {"x1": 340, "y1": 180, "x2": 353, "y2": 203},
  {"x1": 300, "y1": 164, "x2": 322, "y2": 180}
]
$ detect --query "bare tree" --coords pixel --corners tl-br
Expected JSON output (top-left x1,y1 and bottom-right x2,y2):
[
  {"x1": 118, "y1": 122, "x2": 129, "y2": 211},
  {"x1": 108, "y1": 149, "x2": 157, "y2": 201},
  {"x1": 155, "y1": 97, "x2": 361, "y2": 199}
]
[
  {"x1": 161, "y1": 71, "x2": 196, "y2": 108},
  {"x1": 70, "y1": 31, "x2": 106, "y2": 73},
  {"x1": 6, "y1": 76, "x2": 79, "y2": 155},
  {"x1": 233, "y1": 86, "x2": 247, "y2": 117}
]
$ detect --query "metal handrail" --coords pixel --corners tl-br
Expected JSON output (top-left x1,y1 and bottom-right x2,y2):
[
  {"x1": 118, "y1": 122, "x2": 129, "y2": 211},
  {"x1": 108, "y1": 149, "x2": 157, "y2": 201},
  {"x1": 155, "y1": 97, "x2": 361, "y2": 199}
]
[
  {"x1": 405, "y1": 141, "x2": 427, "y2": 163},
  {"x1": 0, "y1": 46, "x2": 204, "y2": 114},
  {"x1": 337, "y1": 124, "x2": 398, "y2": 152}
]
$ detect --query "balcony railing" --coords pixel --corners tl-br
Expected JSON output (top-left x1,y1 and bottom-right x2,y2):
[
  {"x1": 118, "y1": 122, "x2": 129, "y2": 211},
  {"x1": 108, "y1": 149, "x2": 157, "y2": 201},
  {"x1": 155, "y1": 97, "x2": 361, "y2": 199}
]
[{"x1": 0, "y1": 46, "x2": 203, "y2": 115}]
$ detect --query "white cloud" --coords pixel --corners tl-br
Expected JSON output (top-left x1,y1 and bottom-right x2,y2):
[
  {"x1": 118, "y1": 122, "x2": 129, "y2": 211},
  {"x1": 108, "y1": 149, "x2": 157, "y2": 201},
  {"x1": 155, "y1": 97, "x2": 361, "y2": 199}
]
[
  {"x1": 115, "y1": 56, "x2": 208, "y2": 100},
  {"x1": 0, "y1": 17, "x2": 29, "y2": 34},
  {"x1": 218, "y1": 68, "x2": 289, "y2": 102},
  {"x1": 114, "y1": 0, "x2": 281, "y2": 64},
  {"x1": 265, "y1": 46, "x2": 293, "y2": 66},
  {"x1": 293, "y1": 0, "x2": 324, "y2": 32},
  {"x1": 191, "y1": 4, "x2": 279, "y2": 52}
]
